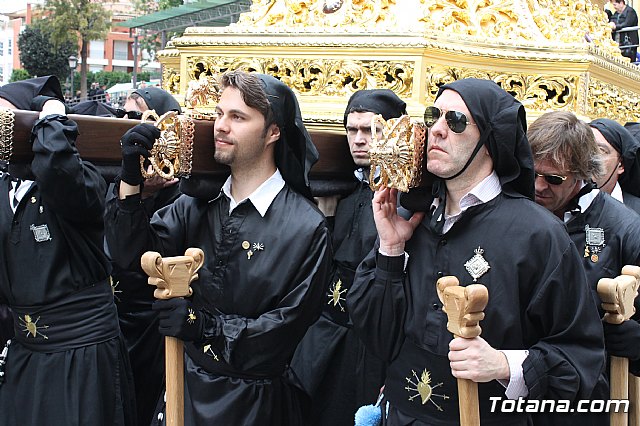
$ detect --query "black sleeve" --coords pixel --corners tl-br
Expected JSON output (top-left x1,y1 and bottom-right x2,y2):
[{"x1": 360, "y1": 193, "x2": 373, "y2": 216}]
[
  {"x1": 30, "y1": 115, "x2": 106, "y2": 222},
  {"x1": 347, "y1": 244, "x2": 408, "y2": 362}
]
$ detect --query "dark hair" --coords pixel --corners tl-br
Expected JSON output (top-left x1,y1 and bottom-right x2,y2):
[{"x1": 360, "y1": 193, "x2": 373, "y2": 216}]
[
  {"x1": 528, "y1": 111, "x2": 603, "y2": 181},
  {"x1": 220, "y1": 71, "x2": 276, "y2": 129}
]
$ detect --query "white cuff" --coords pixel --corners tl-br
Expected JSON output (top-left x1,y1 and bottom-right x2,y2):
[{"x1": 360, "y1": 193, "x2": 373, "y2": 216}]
[{"x1": 497, "y1": 349, "x2": 529, "y2": 399}]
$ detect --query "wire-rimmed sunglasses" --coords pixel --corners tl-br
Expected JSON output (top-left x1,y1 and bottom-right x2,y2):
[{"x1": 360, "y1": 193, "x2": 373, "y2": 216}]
[
  {"x1": 423, "y1": 106, "x2": 477, "y2": 134},
  {"x1": 535, "y1": 172, "x2": 568, "y2": 186},
  {"x1": 114, "y1": 108, "x2": 143, "y2": 120}
]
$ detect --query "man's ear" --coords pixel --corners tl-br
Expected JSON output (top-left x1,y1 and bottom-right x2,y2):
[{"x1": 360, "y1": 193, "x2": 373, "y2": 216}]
[
  {"x1": 617, "y1": 161, "x2": 625, "y2": 175},
  {"x1": 265, "y1": 123, "x2": 280, "y2": 146}
]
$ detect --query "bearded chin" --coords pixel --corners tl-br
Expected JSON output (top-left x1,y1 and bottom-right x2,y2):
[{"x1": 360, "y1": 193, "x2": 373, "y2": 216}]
[{"x1": 214, "y1": 151, "x2": 232, "y2": 165}]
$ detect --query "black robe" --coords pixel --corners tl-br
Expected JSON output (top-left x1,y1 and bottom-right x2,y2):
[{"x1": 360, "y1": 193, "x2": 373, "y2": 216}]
[
  {"x1": 105, "y1": 184, "x2": 332, "y2": 426},
  {"x1": 291, "y1": 181, "x2": 386, "y2": 425},
  {"x1": 623, "y1": 191, "x2": 640, "y2": 215},
  {"x1": 566, "y1": 191, "x2": 640, "y2": 376},
  {"x1": 348, "y1": 192, "x2": 605, "y2": 426},
  {"x1": 0, "y1": 115, "x2": 134, "y2": 426},
  {"x1": 107, "y1": 183, "x2": 182, "y2": 426}
]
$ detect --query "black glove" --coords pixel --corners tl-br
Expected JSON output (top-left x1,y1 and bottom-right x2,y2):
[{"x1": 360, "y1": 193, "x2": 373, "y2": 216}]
[
  {"x1": 30, "y1": 95, "x2": 69, "y2": 113},
  {"x1": 152, "y1": 298, "x2": 204, "y2": 342},
  {"x1": 119, "y1": 123, "x2": 159, "y2": 186},
  {"x1": 603, "y1": 320, "x2": 640, "y2": 360}
]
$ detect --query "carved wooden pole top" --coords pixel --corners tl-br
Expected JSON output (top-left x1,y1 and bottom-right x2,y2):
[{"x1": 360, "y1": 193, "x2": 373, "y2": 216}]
[
  {"x1": 141, "y1": 248, "x2": 205, "y2": 300},
  {"x1": 436, "y1": 276, "x2": 489, "y2": 339}
]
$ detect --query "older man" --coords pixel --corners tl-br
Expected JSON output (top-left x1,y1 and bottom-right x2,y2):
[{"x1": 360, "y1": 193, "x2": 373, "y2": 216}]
[
  {"x1": 529, "y1": 111, "x2": 640, "y2": 425},
  {"x1": 348, "y1": 79, "x2": 604, "y2": 425}
]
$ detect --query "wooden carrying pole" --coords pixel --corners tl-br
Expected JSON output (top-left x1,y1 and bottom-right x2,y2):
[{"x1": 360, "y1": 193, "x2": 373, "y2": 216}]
[
  {"x1": 597, "y1": 265, "x2": 640, "y2": 426},
  {"x1": 436, "y1": 276, "x2": 488, "y2": 426},
  {"x1": 6, "y1": 110, "x2": 356, "y2": 191},
  {"x1": 141, "y1": 248, "x2": 205, "y2": 426}
]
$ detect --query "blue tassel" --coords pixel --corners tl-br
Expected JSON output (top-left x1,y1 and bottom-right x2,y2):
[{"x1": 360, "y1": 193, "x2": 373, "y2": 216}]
[{"x1": 354, "y1": 404, "x2": 381, "y2": 426}]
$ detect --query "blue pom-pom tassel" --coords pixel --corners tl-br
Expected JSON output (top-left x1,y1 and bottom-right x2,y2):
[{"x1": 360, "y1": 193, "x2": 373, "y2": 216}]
[{"x1": 354, "y1": 404, "x2": 381, "y2": 426}]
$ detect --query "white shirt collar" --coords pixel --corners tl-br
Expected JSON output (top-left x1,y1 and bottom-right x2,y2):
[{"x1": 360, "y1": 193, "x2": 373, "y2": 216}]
[
  {"x1": 432, "y1": 171, "x2": 502, "y2": 234},
  {"x1": 563, "y1": 182, "x2": 599, "y2": 223},
  {"x1": 611, "y1": 182, "x2": 624, "y2": 203},
  {"x1": 221, "y1": 169, "x2": 285, "y2": 217}
]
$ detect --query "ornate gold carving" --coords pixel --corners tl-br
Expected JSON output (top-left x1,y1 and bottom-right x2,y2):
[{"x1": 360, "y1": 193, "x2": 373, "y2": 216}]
[
  {"x1": 184, "y1": 74, "x2": 220, "y2": 120},
  {"x1": 162, "y1": 67, "x2": 181, "y2": 95},
  {"x1": 139, "y1": 110, "x2": 195, "y2": 180},
  {"x1": 186, "y1": 56, "x2": 413, "y2": 97},
  {"x1": 369, "y1": 114, "x2": 425, "y2": 193},
  {"x1": 238, "y1": 0, "x2": 398, "y2": 27},
  {"x1": 424, "y1": 65, "x2": 579, "y2": 114},
  {"x1": 587, "y1": 79, "x2": 640, "y2": 123},
  {"x1": 0, "y1": 107, "x2": 15, "y2": 164}
]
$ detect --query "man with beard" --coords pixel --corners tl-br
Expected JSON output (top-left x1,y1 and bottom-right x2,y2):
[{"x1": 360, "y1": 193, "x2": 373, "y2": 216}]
[
  {"x1": 0, "y1": 76, "x2": 134, "y2": 426},
  {"x1": 105, "y1": 70, "x2": 331, "y2": 425},
  {"x1": 348, "y1": 79, "x2": 604, "y2": 425},
  {"x1": 292, "y1": 89, "x2": 406, "y2": 425}
]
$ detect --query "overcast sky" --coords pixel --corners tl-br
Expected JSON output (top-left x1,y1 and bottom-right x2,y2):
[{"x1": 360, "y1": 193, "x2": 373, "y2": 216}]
[{"x1": 0, "y1": 0, "x2": 44, "y2": 14}]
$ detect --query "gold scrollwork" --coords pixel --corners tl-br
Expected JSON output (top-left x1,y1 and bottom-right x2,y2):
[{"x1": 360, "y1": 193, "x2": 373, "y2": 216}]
[
  {"x1": 588, "y1": 79, "x2": 640, "y2": 123},
  {"x1": 0, "y1": 107, "x2": 15, "y2": 164},
  {"x1": 186, "y1": 56, "x2": 413, "y2": 97},
  {"x1": 139, "y1": 110, "x2": 195, "y2": 180},
  {"x1": 369, "y1": 114, "x2": 426, "y2": 192},
  {"x1": 162, "y1": 67, "x2": 181, "y2": 95},
  {"x1": 424, "y1": 66, "x2": 577, "y2": 116}
]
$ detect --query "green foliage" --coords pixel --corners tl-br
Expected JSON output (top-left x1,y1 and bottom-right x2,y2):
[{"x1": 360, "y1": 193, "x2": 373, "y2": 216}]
[
  {"x1": 17, "y1": 25, "x2": 76, "y2": 82},
  {"x1": 132, "y1": 0, "x2": 184, "y2": 64},
  {"x1": 43, "y1": 0, "x2": 111, "y2": 49},
  {"x1": 9, "y1": 69, "x2": 32, "y2": 83}
]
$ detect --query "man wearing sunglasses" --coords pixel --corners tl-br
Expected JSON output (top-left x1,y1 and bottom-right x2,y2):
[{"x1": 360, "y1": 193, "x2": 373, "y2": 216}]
[
  {"x1": 529, "y1": 111, "x2": 640, "y2": 413},
  {"x1": 348, "y1": 79, "x2": 604, "y2": 425}
]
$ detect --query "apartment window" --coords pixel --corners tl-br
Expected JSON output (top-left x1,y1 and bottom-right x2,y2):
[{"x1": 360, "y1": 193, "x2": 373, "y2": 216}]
[
  {"x1": 89, "y1": 40, "x2": 104, "y2": 59},
  {"x1": 7, "y1": 39, "x2": 11, "y2": 55},
  {"x1": 0, "y1": 66, "x2": 4, "y2": 82},
  {"x1": 113, "y1": 40, "x2": 129, "y2": 61},
  {"x1": 0, "y1": 41, "x2": 3, "y2": 56}
]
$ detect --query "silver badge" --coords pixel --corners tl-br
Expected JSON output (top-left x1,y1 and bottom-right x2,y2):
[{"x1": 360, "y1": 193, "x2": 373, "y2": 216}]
[
  {"x1": 30, "y1": 224, "x2": 51, "y2": 242},
  {"x1": 464, "y1": 246, "x2": 490, "y2": 282},
  {"x1": 584, "y1": 225, "x2": 605, "y2": 263}
]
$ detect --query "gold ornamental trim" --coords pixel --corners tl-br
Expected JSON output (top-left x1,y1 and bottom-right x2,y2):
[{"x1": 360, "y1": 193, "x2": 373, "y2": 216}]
[{"x1": 0, "y1": 107, "x2": 15, "y2": 163}]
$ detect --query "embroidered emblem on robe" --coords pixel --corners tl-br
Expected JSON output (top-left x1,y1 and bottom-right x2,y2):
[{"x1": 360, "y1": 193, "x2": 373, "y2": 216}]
[{"x1": 405, "y1": 369, "x2": 449, "y2": 410}]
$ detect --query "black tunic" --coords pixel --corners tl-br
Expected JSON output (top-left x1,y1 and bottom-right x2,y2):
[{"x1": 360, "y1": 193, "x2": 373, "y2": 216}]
[
  {"x1": 105, "y1": 184, "x2": 332, "y2": 425},
  {"x1": 566, "y1": 191, "x2": 640, "y2": 378},
  {"x1": 348, "y1": 192, "x2": 605, "y2": 426},
  {"x1": 623, "y1": 191, "x2": 640, "y2": 215},
  {"x1": 291, "y1": 181, "x2": 386, "y2": 425},
  {"x1": 0, "y1": 115, "x2": 134, "y2": 426},
  {"x1": 107, "y1": 183, "x2": 181, "y2": 426}
]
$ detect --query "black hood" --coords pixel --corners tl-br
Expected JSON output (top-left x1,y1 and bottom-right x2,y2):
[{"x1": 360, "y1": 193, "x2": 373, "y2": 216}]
[
  {"x1": 133, "y1": 86, "x2": 181, "y2": 115},
  {"x1": 343, "y1": 89, "x2": 407, "y2": 127},
  {"x1": 258, "y1": 74, "x2": 318, "y2": 200},
  {"x1": 0, "y1": 76, "x2": 64, "y2": 110}
]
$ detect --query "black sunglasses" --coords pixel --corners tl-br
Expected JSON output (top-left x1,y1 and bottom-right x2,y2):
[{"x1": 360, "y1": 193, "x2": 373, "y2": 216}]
[
  {"x1": 424, "y1": 106, "x2": 477, "y2": 134},
  {"x1": 114, "y1": 109, "x2": 143, "y2": 120},
  {"x1": 535, "y1": 172, "x2": 568, "y2": 186}
]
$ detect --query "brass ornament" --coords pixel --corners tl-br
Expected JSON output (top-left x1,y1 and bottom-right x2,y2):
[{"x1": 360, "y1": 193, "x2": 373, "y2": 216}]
[
  {"x1": 327, "y1": 279, "x2": 347, "y2": 312},
  {"x1": 184, "y1": 74, "x2": 221, "y2": 120},
  {"x1": 368, "y1": 114, "x2": 426, "y2": 192},
  {"x1": 139, "y1": 110, "x2": 195, "y2": 180},
  {"x1": 405, "y1": 369, "x2": 449, "y2": 410},
  {"x1": 0, "y1": 107, "x2": 15, "y2": 164},
  {"x1": 19, "y1": 314, "x2": 49, "y2": 339}
]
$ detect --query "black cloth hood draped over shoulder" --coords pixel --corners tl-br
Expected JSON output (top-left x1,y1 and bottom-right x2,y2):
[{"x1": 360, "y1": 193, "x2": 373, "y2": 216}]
[
  {"x1": 258, "y1": 73, "x2": 318, "y2": 200},
  {"x1": 342, "y1": 89, "x2": 407, "y2": 126},
  {"x1": 400, "y1": 78, "x2": 534, "y2": 212},
  {"x1": 133, "y1": 86, "x2": 182, "y2": 115},
  {"x1": 590, "y1": 119, "x2": 640, "y2": 197},
  {"x1": 436, "y1": 78, "x2": 534, "y2": 199},
  {"x1": 0, "y1": 75, "x2": 65, "y2": 110}
]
